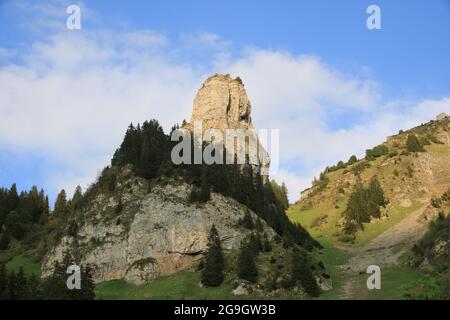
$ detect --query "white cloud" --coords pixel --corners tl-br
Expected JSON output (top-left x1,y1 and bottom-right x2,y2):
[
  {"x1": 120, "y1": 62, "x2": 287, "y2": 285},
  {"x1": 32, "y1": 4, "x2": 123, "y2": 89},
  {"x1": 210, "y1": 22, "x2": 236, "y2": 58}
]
[{"x1": 0, "y1": 29, "x2": 204, "y2": 196}]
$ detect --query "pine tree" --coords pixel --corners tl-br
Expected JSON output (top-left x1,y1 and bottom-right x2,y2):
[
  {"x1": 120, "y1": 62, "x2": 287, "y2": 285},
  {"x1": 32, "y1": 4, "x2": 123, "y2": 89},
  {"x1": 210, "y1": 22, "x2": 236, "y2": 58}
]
[
  {"x1": 237, "y1": 238, "x2": 258, "y2": 283},
  {"x1": 77, "y1": 265, "x2": 96, "y2": 300},
  {"x1": 291, "y1": 248, "x2": 320, "y2": 297},
  {"x1": 369, "y1": 177, "x2": 386, "y2": 207},
  {"x1": 201, "y1": 225, "x2": 224, "y2": 287},
  {"x1": 5, "y1": 211, "x2": 27, "y2": 239},
  {"x1": 345, "y1": 182, "x2": 370, "y2": 228},
  {"x1": 40, "y1": 260, "x2": 69, "y2": 300},
  {"x1": 345, "y1": 177, "x2": 386, "y2": 232},
  {"x1": 54, "y1": 189, "x2": 68, "y2": 217},
  {"x1": 15, "y1": 267, "x2": 27, "y2": 299},
  {"x1": 70, "y1": 186, "x2": 82, "y2": 211},
  {"x1": 8, "y1": 184, "x2": 19, "y2": 210}
]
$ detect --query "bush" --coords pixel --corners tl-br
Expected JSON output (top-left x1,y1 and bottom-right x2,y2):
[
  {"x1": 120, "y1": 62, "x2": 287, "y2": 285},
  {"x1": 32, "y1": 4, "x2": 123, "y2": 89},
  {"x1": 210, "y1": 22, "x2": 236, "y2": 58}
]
[
  {"x1": 406, "y1": 134, "x2": 425, "y2": 152},
  {"x1": 351, "y1": 161, "x2": 371, "y2": 175},
  {"x1": 431, "y1": 198, "x2": 442, "y2": 209},
  {"x1": 366, "y1": 144, "x2": 389, "y2": 161},
  {"x1": 419, "y1": 136, "x2": 431, "y2": 146}
]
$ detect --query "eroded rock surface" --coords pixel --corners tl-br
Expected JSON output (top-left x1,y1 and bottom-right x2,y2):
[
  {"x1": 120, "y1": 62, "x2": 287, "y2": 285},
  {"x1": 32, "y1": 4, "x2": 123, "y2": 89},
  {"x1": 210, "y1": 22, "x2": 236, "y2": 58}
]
[{"x1": 42, "y1": 167, "x2": 275, "y2": 284}]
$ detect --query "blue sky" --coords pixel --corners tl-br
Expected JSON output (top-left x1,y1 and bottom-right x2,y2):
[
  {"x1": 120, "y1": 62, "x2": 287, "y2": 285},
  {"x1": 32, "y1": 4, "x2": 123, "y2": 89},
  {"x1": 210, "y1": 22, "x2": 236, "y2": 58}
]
[{"x1": 0, "y1": 0, "x2": 449, "y2": 203}]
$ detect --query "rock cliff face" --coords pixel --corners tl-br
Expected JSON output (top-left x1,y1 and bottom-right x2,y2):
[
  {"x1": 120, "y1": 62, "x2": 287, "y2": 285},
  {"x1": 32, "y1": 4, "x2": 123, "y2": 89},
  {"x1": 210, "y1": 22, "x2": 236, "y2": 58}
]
[
  {"x1": 42, "y1": 166, "x2": 276, "y2": 284},
  {"x1": 190, "y1": 74, "x2": 254, "y2": 131},
  {"x1": 185, "y1": 74, "x2": 270, "y2": 176}
]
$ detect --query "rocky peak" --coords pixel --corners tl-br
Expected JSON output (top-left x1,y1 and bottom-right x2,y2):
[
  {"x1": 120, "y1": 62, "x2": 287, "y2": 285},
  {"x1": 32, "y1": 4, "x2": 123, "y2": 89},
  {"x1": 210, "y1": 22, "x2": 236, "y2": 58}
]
[
  {"x1": 190, "y1": 74, "x2": 253, "y2": 131},
  {"x1": 185, "y1": 74, "x2": 270, "y2": 175}
]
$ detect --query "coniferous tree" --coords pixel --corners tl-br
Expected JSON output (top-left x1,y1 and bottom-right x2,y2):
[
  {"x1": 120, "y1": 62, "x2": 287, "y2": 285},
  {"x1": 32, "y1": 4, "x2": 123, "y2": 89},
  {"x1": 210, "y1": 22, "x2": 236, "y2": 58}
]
[
  {"x1": 201, "y1": 225, "x2": 224, "y2": 287},
  {"x1": 369, "y1": 177, "x2": 386, "y2": 207},
  {"x1": 344, "y1": 177, "x2": 386, "y2": 232},
  {"x1": 345, "y1": 182, "x2": 370, "y2": 228},
  {"x1": 54, "y1": 189, "x2": 68, "y2": 217},
  {"x1": 270, "y1": 180, "x2": 289, "y2": 210},
  {"x1": 237, "y1": 238, "x2": 258, "y2": 283},
  {"x1": 40, "y1": 254, "x2": 96, "y2": 300},
  {"x1": 78, "y1": 266, "x2": 96, "y2": 300},
  {"x1": 26, "y1": 273, "x2": 41, "y2": 299},
  {"x1": 15, "y1": 267, "x2": 27, "y2": 299},
  {"x1": 70, "y1": 186, "x2": 83, "y2": 211},
  {"x1": 5, "y1": 211, "x2": 27, "y2": 239},
  {"x1": 0, "y1": 230, "x2": 11, "y2": 250},
  {"x1": 8, "y1": 184, "x2": 19, "y2": 210},
  {"x1": 291, "y1": 248, "x2": 320, "y2": 297}
]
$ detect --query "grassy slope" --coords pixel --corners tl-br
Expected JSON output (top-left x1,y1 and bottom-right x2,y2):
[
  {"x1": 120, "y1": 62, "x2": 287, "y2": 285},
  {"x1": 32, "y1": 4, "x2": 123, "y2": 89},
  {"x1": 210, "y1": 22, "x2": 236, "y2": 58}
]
[
  {"x1": 313, "y1": 239, "x2": 349, "y2": 300},
  {"x1": 96, "y1": 271, "x2": 234, "y2": 300},
  {"x1": 288, "y1": 200, "x2": 422, "y2": 247},
  {"x1": 5, "y1": 253, "x2": 41, "y2": 276},
  {"x1": 95, "y1": 243, "x2": 310, "y2": 300}
]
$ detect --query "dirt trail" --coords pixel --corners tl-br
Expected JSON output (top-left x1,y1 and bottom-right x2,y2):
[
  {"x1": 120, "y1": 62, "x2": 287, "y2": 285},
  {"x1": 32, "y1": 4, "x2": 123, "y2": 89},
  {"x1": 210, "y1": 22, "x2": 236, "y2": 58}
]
[{"x1": 337, "y1": 205, "x2": 428, "y2": 299}]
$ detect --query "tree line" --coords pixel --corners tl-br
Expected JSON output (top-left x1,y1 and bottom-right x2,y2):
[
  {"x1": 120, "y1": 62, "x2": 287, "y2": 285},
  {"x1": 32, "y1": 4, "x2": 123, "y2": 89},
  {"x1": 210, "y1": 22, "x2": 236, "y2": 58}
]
[
  {"x1": 0, "y1": 184, "x2": 49, "y2": 250},
  {"x1": 0, "y1": 257, "x2": 95, "y2": 300}
]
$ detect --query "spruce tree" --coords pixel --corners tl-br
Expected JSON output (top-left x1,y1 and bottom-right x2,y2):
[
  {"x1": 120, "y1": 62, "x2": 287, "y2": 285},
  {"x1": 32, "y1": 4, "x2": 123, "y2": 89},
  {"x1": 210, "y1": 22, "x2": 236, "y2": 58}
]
[
  {"x1": 345, "y1": 182, "x2": 370, "y2": 228},
  {"x1": 201, "y1": 225, "x2": 224, "y2": 287},
  {"x1": 70, "y1": 186, "x2": 82, "y2": 211},
  {"x1": 54, "y1": 189, "x2": 68, "y2": 216},
  {"x1": 291, "y1": 248, "x2": 320, "y2": 297},
  {"x1": 78, "y1": 266, "x2": 96, "y2": 300},
  {"x1": 369, "y1": 177, "x2": 386, "y2": 207},
  {"x1": 237, "y1": 238, "x2": 258, "y2": 283}
]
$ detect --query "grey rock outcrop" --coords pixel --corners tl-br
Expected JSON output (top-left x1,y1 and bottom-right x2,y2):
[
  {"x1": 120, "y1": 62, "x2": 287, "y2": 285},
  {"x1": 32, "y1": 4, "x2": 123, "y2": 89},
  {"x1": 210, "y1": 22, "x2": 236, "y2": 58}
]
[{"x1": 42, "y1": 166, "x2": 276, "y2": 284}]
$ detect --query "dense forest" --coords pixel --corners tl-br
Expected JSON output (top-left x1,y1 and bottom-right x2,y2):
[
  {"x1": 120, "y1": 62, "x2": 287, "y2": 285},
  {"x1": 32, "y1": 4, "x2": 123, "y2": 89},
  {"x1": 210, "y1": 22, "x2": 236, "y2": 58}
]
[{"x1": 0, "y1": 184, "x2": 95, "y2": 299}]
